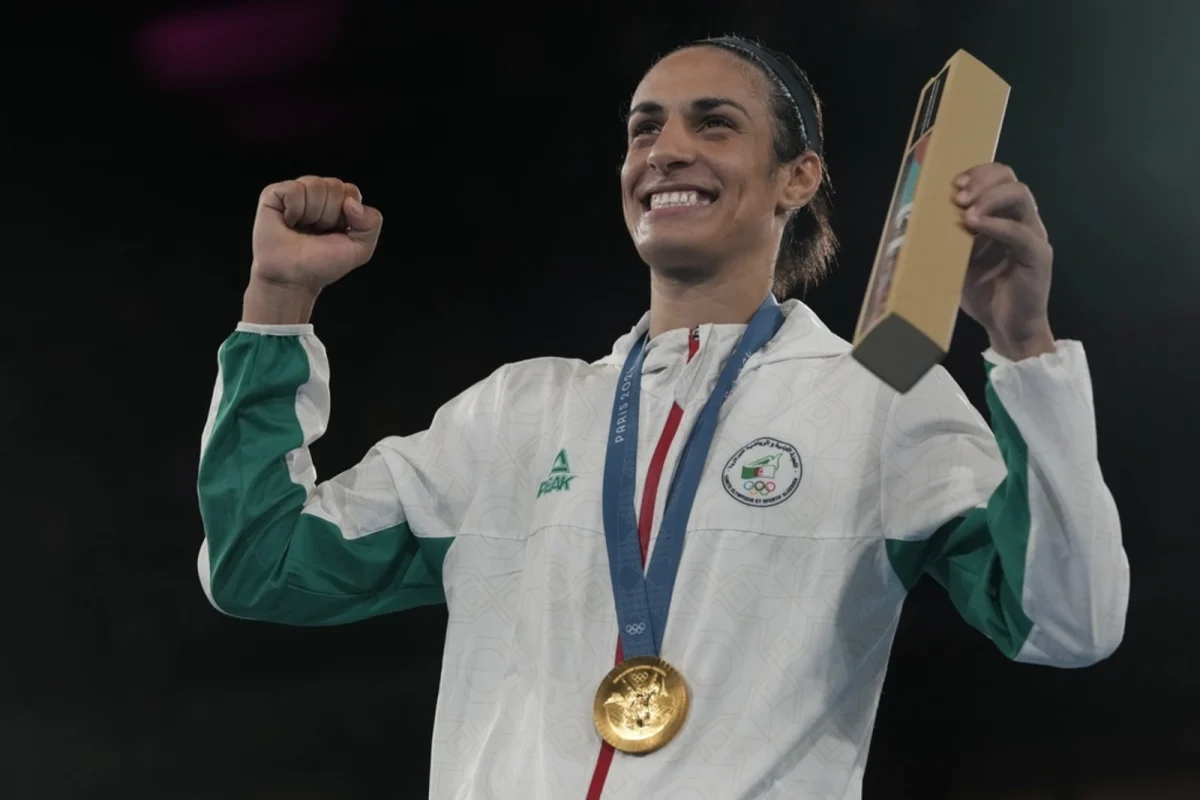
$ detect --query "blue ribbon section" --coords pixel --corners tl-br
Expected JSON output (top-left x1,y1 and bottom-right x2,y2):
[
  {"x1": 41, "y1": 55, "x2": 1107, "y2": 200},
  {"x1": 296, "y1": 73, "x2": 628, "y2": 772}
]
[{"x1": 601, "y1": 296, "x2": 785, "y2": 658}]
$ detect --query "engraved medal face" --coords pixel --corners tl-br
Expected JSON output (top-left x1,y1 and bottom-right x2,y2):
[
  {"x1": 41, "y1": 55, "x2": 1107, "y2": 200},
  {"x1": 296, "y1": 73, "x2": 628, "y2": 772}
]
[{"x1": 593, "y1": 656, "x2": 689, "y2": 755}]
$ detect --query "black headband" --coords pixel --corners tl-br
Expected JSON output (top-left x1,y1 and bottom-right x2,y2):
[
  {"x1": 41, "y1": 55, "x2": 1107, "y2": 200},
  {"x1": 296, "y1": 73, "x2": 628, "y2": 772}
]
[{"x1": 700, "y1": 36, "x2": 822, "y2": 155}]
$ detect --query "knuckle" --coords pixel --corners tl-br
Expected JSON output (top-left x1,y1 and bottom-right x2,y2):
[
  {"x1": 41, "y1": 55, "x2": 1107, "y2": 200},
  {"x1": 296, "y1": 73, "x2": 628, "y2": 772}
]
[
  {"x1": 260, "y1": 180, "x2": 291, "y2": 199},
  {"x1": 1016, "y1": 182, "x2": 1037, "y2": 207}
]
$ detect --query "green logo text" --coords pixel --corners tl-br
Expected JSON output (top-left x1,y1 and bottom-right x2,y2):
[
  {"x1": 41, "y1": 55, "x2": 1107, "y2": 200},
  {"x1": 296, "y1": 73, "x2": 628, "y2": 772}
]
[{"x1": 537, "y1": 449, "x2": 575, "y2": 497}]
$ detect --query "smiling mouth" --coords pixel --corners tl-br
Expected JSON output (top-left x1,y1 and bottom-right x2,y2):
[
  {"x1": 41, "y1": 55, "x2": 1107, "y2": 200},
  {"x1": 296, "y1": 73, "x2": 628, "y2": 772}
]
[{"x1": 645, "y1": 189, "x2": 717, "y2": 212}]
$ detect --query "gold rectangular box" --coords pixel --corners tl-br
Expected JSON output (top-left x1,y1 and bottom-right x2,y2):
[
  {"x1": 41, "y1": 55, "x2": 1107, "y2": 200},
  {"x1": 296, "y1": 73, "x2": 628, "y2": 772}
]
[{"x1": 851, "y1": 50, "x2": 1010, "y2": 393}]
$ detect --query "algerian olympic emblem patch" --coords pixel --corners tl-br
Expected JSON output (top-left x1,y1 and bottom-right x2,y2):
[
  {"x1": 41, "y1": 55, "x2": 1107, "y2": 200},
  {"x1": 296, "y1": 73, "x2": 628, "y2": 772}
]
[{"x1": 721, "y1": 437, "x2": 802, "y2": 507}]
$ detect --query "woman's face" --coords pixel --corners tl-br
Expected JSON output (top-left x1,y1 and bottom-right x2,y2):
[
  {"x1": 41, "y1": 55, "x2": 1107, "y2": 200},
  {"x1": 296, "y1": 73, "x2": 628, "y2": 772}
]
[{"x1": 621, "y1": 46, "x2": 808, "y2": 278}]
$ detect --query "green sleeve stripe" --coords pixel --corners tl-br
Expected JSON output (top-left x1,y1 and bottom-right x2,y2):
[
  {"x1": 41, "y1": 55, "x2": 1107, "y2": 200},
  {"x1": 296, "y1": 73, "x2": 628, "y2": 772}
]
[
  {"x1": 885, "y1": 362, "x2": 1035, "y2": 659},
  {"x1": 198, "y1": 331, "x2": 451, "y2": 626}
]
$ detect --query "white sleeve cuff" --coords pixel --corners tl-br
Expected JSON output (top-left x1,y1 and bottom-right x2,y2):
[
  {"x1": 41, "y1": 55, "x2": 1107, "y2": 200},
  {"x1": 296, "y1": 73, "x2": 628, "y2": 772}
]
[
  {"x1": 983, "y1": 339, "x2": 1082, "y2": 369},
  {"x1": 235, "y1": 322, "x2": 315, "y2": 337},
  {"x1": 983, "y1": 339, "x2": 1096, "y2": 456}
]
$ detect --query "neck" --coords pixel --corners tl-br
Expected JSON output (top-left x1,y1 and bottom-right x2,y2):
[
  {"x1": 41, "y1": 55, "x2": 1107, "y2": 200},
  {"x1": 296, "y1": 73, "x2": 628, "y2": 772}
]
[{"x1": 648, "y1": 262, "x2": 774, "y2": 338}]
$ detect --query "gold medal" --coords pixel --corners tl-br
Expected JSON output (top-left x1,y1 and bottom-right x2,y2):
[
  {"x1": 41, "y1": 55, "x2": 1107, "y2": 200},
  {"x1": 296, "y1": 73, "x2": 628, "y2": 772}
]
[{"x1": 593, "y1": 656, "x2": 689, "y2": 754}]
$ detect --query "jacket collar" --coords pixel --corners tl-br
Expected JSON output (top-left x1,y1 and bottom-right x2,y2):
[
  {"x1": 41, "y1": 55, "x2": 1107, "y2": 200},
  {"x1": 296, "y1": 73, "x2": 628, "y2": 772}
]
[{"x1": 595, "y1": 298, "x2": 851, "y2": 371}]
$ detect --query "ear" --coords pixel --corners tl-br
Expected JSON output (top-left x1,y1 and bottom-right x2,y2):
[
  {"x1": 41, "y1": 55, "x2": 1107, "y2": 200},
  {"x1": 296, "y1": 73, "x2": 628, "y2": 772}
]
[{"x1": 778, "y1": 150, "x2": 822, "y2": 211}]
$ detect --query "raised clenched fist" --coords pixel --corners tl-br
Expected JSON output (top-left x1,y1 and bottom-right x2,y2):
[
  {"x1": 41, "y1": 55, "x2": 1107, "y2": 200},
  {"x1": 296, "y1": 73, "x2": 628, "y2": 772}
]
[{"x1": 250, "y1": 176, "x2": 383, "y2": 293}]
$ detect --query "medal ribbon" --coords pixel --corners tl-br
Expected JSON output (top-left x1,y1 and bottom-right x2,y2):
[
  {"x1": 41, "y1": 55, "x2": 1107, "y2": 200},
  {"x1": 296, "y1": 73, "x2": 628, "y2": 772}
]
[{"x1": 601, "y1": 295, "x2": 786, "y2": 659}]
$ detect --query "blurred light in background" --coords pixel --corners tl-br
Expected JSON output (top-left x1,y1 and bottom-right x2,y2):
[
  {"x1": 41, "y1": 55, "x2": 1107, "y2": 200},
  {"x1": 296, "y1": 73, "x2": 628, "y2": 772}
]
[
  {"x1": 132, "y1": 1, "x2": 353, "y2": 142},
  {"x1": 135, "y1": 1, "x2": 347, "y2": 87}
]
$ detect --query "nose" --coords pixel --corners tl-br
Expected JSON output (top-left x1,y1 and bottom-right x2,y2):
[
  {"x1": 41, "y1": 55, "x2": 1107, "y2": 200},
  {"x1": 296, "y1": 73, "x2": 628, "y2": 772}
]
[{"x1": 646, "y1": 116, "x2": 696, "y2": 174}]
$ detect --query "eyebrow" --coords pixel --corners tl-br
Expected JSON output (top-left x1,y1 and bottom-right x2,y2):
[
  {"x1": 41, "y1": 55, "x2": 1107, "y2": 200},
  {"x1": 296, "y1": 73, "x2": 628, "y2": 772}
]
[{"x1": 624, "y1": 96, "x2": 750, "y2": 123}]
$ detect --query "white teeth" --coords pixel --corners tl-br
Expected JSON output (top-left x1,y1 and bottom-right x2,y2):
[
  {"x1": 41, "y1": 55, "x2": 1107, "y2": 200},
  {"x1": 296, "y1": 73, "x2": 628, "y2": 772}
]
[{"x1": 649, "y1": 190, "x2": 712, "y2": 210}]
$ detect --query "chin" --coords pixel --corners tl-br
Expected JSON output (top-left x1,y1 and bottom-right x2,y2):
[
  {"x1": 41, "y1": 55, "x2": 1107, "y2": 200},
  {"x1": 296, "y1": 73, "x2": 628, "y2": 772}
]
[{"x1": 631, "y1": 210, "x2": 727, "y2": 272}]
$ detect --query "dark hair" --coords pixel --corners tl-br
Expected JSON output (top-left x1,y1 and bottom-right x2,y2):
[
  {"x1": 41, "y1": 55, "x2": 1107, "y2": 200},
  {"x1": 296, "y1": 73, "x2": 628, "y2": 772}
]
[{"x1": 661, "y1": 37, "x2": 838, "y2": 296}]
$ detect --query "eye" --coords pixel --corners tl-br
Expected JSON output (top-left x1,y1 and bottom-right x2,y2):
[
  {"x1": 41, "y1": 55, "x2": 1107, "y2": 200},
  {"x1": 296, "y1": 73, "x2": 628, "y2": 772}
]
[
  {"x1": 699, "y1": 114, "x2": 735, "y2": 131},
  {"x1": 629, "y1": 120, "x2": 660, "y2": 140}
]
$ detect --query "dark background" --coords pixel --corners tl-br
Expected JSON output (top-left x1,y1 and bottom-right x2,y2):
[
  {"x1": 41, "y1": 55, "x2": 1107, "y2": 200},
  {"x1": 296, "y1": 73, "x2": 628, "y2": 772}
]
[{"x1": 2, "y1": 0, "x2": 1196, "y2": 797}]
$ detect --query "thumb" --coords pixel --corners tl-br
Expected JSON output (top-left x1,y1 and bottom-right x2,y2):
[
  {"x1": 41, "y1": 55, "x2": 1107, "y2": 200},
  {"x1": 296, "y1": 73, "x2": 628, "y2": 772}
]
[{"x1": 343, "y1": 195, "x2": 383, "y2": 246}]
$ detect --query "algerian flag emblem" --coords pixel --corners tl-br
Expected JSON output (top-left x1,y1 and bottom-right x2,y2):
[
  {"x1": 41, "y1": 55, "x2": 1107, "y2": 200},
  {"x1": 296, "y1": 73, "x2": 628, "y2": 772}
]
[{"x1": 740, "y1": 453, "x2": 781, "y2": 480}]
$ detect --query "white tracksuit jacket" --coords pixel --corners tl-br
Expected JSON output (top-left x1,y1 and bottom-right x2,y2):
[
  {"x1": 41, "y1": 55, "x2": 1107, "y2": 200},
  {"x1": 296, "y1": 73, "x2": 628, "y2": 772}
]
[{"x1": 197, "y1": 299, "x2": 1128, "y2": 799}]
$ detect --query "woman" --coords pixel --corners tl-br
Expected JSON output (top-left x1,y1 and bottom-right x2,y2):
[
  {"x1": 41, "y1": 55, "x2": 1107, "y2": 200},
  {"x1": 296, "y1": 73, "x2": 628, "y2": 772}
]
[{"x1": 198, "y1": 35, "x2": 1128, "y2": 799}]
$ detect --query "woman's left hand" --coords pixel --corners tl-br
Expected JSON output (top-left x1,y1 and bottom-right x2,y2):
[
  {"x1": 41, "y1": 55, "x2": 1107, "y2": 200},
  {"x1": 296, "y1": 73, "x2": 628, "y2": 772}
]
[{"x1": 955, "y1": 162, "x2": 1057, "y2": 360}]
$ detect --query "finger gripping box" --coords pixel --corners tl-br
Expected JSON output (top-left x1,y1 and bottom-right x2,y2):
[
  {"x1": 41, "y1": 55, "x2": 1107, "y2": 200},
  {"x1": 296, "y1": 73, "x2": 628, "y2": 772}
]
[{"x1": 851, "y1": 50, "x2": 1010, "y2": 393}]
